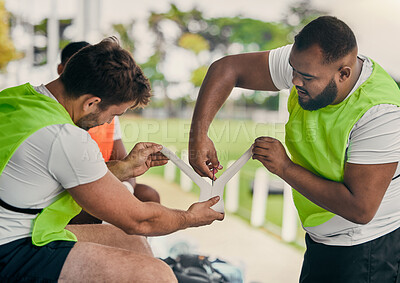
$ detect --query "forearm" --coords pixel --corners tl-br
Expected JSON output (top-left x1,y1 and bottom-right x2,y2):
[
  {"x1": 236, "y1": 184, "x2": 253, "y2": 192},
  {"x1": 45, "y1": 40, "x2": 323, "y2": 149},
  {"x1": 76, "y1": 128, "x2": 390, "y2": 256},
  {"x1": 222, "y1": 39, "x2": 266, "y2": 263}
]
[
  {"x1": 281, "y1": 162, "x2": 368, "y2": 224},
  {"x1": 106, "y1": 160, "x2": 131, "y2": 181},
  {"x1": 125, "y1": 202, "x2": 193, "y2": 236}
]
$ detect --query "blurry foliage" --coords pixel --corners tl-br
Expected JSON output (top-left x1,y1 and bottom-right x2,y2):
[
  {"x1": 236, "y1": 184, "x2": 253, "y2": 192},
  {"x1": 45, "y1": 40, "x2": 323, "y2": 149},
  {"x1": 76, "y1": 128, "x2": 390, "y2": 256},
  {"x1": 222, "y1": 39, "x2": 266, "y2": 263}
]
[
  {"x1": 204, "y1": 17, "x2": 291, "y2": 52},
  {"x1": 243, "y1": 91, "x2": 280, "y2": 110},
  {"x1": 178, "y1": 32, "x2": 209, "y2": 54},
  {"x1": 190, "y1": 65, "x2": 208, "y2": 87},
  {"x1": 144, "y1": 3, "x2": 305, "y2": 113},
  {"x1": 112, "y1": 22, "x2": 135, "y2": 52},
  {"x1": 282, "y1": 0, "x2": 327, "y2": 38},
  {"x1": 0, "y1": 0, "x2": 20, "y2": 71},
  {"x1": 34, "y1": 18, "x2": 72, "y2": 66}
]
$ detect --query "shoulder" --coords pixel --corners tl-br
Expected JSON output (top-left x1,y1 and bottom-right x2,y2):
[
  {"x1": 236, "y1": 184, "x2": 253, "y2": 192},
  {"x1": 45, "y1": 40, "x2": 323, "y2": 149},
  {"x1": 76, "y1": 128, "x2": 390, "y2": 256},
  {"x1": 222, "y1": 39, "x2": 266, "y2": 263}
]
[{"x1": 268, "y1": 44, "x2": 293, "y2": 90}]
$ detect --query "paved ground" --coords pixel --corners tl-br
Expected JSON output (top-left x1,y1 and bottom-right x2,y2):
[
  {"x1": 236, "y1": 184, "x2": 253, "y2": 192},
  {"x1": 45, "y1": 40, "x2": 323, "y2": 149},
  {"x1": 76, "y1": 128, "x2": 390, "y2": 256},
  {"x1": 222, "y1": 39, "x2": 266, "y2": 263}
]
[{"x1": 138, "y1": 175, "x2": 304, "y2": 283}]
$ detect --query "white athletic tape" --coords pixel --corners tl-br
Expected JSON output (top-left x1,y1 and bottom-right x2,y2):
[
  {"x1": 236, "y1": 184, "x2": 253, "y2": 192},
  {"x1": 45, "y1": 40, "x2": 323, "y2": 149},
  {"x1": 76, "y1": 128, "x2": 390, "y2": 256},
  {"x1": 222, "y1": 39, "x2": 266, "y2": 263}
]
[
  {"x1": 122, "y1": 181, "x2": 134, "y2": 194},
  {"x1": 160, "y1": 146, "x2": 253, "y2": 213}
]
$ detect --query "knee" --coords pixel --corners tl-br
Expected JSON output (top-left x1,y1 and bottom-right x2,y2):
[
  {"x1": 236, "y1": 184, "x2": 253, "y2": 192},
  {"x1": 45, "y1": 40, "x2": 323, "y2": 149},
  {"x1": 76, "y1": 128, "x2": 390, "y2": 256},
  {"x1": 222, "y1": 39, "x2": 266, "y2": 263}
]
[
  {"x1": 146, "y1": 258, "x2": 177, "y2": 282},
  {"x1": 134, "y1": 183, "x2": 161, "y2": 203}
]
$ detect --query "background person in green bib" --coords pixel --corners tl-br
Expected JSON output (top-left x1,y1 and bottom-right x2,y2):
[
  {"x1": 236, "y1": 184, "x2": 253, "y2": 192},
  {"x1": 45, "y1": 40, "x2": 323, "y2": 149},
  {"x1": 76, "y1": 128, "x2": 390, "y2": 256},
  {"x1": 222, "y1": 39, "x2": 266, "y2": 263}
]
[
  {"x1": 0, "y1": 37, "x2": 224, "y2": 282},
  {"x1": 189, "y1": 16, "x2": 400, "y2": 282}
]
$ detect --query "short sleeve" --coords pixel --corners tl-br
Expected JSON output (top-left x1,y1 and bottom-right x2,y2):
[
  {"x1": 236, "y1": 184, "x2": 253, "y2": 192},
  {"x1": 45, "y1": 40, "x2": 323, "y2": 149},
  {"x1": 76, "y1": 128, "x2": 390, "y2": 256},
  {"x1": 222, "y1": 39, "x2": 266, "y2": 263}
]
[
  {"x1": 268, "y1": 44, "x2": 293, "y2": 90},
  {"x1": 347, "y1": 105, "x2": 400, "y2": 164},
  {"x1": 48, "y1": 124, "x2": 108, "y2": 188}
]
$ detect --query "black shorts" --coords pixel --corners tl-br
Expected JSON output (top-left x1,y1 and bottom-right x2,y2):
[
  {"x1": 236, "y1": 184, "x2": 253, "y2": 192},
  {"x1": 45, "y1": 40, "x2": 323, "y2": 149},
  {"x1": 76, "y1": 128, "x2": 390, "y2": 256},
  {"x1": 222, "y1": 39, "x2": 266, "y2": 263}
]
[
  {"x1": 0, "y1": 237, "x2": 75, "y2": 282},
  {"x1": 300, "y1": 227, "x2": 400, "y2": 283}
]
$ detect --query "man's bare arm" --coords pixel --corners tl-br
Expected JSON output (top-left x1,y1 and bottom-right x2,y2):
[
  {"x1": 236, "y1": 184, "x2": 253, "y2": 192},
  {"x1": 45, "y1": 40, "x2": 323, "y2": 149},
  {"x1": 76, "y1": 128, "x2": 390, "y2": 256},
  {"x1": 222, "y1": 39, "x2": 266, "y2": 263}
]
[
  {"x1": 189, "y1": 51, "x2": 278, "y2": 178},
  {"x1": 106, "y1": 142, "x2": 168, "y2": 181},
  {"x1": 68, "y1": 171, "x2": 224, "y2": 236},
  {"x1": 107, "y1": 139, "x2": 136, "y2": 187},
  {"x1": 253, "y1": 137, "x2": 397, "y2": 224}
]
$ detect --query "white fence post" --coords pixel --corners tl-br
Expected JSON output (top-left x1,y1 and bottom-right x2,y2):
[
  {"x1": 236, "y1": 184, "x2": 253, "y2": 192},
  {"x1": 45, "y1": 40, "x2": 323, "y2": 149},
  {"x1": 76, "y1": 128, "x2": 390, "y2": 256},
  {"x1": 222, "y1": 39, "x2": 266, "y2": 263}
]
[
  {"x1": 164, "y1": 146, "x2": 177, "y2": 182},
  {"x1": 250, "y1": 168, "x2": 269, "y2": 227},
  {"x1": 281, "y1": 182, "x2": 298, "y2": 242},
  {"x1": 179, "y1": 150, "x2": 192, "y2": 192},
  {"x1": 225, "y1": 160, "x2": 240, "y2": 213}
]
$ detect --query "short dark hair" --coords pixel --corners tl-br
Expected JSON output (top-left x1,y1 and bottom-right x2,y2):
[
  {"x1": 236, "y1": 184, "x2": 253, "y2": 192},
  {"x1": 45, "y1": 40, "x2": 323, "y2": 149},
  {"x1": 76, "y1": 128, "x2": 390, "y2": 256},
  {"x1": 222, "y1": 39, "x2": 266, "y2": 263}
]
[
  {"x1": 60, "y1": 37, "x2": 151, "y2": 110},
  {"x1": 60, "y1": 41, "x2": 90, "y2": 64},
  {"x1": 294, "y1": 16, "x2": 357, "y2": 64}
]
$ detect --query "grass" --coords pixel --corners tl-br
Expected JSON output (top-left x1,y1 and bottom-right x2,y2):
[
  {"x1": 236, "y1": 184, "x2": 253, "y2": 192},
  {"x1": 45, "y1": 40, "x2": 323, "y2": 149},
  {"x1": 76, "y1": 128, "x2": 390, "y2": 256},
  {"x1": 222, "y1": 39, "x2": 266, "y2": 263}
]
[{"x1": 120, "y1": 115, "x2": 305, "y2": 246}]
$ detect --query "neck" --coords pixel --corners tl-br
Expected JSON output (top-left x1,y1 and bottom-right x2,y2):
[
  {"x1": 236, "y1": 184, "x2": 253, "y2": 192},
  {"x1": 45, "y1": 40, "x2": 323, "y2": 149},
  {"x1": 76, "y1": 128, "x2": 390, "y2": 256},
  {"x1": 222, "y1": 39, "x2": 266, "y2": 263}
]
[
  {"x1": 339, "y1": 57, "x2": 364, "y2": 101},
  {"x1": 45, "y1": 78, "x2": 79, "y2": 123}
]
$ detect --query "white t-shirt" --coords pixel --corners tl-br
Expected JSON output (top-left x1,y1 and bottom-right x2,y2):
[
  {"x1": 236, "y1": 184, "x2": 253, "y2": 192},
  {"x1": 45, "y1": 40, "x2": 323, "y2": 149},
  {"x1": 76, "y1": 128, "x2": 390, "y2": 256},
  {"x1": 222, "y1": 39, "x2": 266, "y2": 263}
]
[
  {"x1": 0, "y1": 84, "x2": 108, "y2": 245},
  {"x1": 269, "y1": 45, "x2": 400, "y2": 246}
]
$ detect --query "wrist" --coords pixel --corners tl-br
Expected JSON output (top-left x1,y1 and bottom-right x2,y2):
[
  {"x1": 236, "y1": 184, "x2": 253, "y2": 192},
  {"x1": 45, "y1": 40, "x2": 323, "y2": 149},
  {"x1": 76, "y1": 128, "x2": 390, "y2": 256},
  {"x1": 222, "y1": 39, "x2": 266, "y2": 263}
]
[
  {"x1": 281, "y1": 159, "x2": 295, "y2": 179},
  {"x1": 107, "y1": 159, "x2": 131, "y2": 181},
  {"x1": 181, "y1": 210, "x2": 195, "y2": 229}
]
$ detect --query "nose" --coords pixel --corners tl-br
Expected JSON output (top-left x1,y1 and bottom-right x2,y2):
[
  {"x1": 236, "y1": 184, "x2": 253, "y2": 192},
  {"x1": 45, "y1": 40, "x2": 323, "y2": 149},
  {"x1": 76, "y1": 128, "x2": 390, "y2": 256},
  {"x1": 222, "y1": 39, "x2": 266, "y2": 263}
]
[{"x1": 292, "y1": 71, "x2": 304, "y2": 87}]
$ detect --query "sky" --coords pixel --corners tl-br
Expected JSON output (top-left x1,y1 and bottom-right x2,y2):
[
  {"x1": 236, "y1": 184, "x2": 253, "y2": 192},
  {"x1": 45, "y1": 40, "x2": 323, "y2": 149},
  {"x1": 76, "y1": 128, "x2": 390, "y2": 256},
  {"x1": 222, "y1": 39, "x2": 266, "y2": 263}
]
[{"x1": 5, "y1": 0, "x2": 400, "y2": 81}]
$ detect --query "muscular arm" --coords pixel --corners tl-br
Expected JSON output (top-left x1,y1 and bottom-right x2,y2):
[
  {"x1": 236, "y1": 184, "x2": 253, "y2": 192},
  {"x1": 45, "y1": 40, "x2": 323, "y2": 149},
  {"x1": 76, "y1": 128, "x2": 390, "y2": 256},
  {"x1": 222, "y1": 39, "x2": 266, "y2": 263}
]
[
  {"x1": 68, "y1": 171, "x2": 224, "y2": 236},
  {"x1": 189, "y1": 51, "x2": 278, "y2": 177},
  {"x1": 253, "y1": 137, "x2": 397, "y2": 224},
  {"x1": 106, "y1": 142, "x2": 168, "y2": 181},
  {"x1": 107, "y1": 139, "x2": 136, "y2": 186},
  {"x1": 285, "y1": 161, "x2": 396, "y2": 224}
]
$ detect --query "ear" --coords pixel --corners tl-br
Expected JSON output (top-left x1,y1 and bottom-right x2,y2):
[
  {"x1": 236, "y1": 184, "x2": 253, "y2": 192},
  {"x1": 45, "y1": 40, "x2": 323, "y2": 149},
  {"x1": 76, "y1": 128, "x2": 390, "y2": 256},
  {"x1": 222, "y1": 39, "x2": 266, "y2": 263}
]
[
  {"x1": 82, "y1": 96, "x2": 101, "y2": 112},
  {"x1": 57, "y1": 64, "x2": 64, "y2": 75},
  {"x1": 338, "y1": 66, "x2": 351, "y2": 82}
]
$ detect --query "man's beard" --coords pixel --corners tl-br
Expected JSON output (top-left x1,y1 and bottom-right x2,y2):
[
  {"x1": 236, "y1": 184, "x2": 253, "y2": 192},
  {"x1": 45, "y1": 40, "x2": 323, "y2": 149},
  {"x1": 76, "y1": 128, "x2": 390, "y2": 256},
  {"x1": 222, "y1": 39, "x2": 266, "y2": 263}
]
[
  {"x1": 298, "y1": 78, "x2": 338, "y2": 111},
  {"x1": 75, "y1": 112, "x2": 102, "y2": 131}
]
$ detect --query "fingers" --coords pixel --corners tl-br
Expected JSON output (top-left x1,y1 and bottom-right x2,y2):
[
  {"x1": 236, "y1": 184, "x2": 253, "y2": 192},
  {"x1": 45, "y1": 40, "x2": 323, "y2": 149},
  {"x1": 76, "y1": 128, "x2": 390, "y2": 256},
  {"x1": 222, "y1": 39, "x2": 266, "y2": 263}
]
[
  {"x1": 137, "y1": 142, "x2": 163, "y2": 148},
  {"x1": 150, "y1": 152, "x2": 169, "y2": 161},
  {"x1": 140, "y1": 144, "x2": 163, "y2": 158},
  {"x1": 255, "y1": 136, "x2": 276, "y2": 143},
  {"x1": 209, "y1": 155, "x2": 220, "y2": 169},
  {"x1": 150, "y1": 160, "x2": 169, "y2": 167},
  {"x1": 195, "y1": 163, "x2": 214, "y2": 179},
  {"x1": 206, "y1": 196, "x2": 225, "y2": 220},
  {"x1": 207, "y1": 195, "x2": 220, "y2": 206}
]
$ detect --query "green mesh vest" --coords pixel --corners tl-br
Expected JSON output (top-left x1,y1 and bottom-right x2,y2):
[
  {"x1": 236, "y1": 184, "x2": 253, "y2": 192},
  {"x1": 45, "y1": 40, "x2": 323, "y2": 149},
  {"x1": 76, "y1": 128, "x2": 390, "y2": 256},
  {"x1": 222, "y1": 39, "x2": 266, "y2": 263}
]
[
  {"x1": 285, "y1": 60, "x2": 400, "y2": 228},
  {"x1": 0, "y1": 83, "x2": 82, "y2": 246}
]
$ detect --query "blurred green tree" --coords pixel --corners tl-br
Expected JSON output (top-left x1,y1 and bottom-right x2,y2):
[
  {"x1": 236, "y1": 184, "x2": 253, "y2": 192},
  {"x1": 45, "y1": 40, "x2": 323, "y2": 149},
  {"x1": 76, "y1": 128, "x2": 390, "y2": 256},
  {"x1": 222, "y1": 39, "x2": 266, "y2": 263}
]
[
  {"x1": 139, "y1": 2, "x2": 324, "y2": 114},
  {"x1": 145, "y1": 4, "x2": 293, "y2": 115},
  {"x1": 34, "y1": 18, "x2": 72, "y2": 65},
  {"x1": 282, "y1": 0, "x2": 327, "y2": 39},
  {"x1": 0, "y1": 0, "x2": 19, "y2": 71},
  {"x1": 112, "y1": 22, "x2": 135, "y2": 52}
]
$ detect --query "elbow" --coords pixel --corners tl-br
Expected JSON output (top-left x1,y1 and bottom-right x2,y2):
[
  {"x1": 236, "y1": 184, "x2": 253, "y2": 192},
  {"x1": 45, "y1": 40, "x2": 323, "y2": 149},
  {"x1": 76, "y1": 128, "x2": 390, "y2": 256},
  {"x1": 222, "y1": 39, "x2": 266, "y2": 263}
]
[
  {"x1": 209, "y1": 56, "x2": 237, "y2": 82},
  {"x1": 351, "y1": 216, "x2": 373, "y2": 225},
  {"x1": 121, "y1": 221, "x2": 151, "y2": 236},
  {"x1": 346, "y1": 207, "x2": 376, "y2": 225},
  {"x1": 120, "y1": 209, "x2": 158, "y2": 236}
]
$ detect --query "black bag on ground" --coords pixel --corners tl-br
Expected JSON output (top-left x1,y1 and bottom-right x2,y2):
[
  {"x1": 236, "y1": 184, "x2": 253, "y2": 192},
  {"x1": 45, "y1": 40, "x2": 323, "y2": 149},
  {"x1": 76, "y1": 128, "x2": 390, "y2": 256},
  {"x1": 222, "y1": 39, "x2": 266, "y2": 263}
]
[{"x1": 163, "y1": 254, "x2": 230, "y2": 283}]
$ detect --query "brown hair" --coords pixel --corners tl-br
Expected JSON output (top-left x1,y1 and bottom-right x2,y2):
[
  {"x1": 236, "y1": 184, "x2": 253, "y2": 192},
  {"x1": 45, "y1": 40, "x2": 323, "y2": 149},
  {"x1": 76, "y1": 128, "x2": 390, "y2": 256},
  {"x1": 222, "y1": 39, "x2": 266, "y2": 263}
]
[{"x1": 60, "y1": 37, "x2": 151, "y2": 110}]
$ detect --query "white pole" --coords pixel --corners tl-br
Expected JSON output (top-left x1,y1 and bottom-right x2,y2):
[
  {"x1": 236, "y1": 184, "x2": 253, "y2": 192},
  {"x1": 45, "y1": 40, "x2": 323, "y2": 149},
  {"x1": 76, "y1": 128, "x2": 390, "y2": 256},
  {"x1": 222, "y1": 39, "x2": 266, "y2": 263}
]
[
  {"x1": 74, "y1": 0, "x2": 84, "y2": 41},
  {"x1": 164, "y1": 146, "x2": 177, "y2": 182},
  {"x1": 250, "y1": 168, "x2": 269, "y2": 227},
  {"x1": 225, "y1": 160, "x2": 240, "y2": 213},
  {"x1": 281, "y1": 182, "x2": 298, "y2": 242},
  {"x1": 47, "y1": 0, "x2": 59, "y2": 79},
  {"x1": 179, "y1": 150, "x2": 192, "y2": 192}
]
